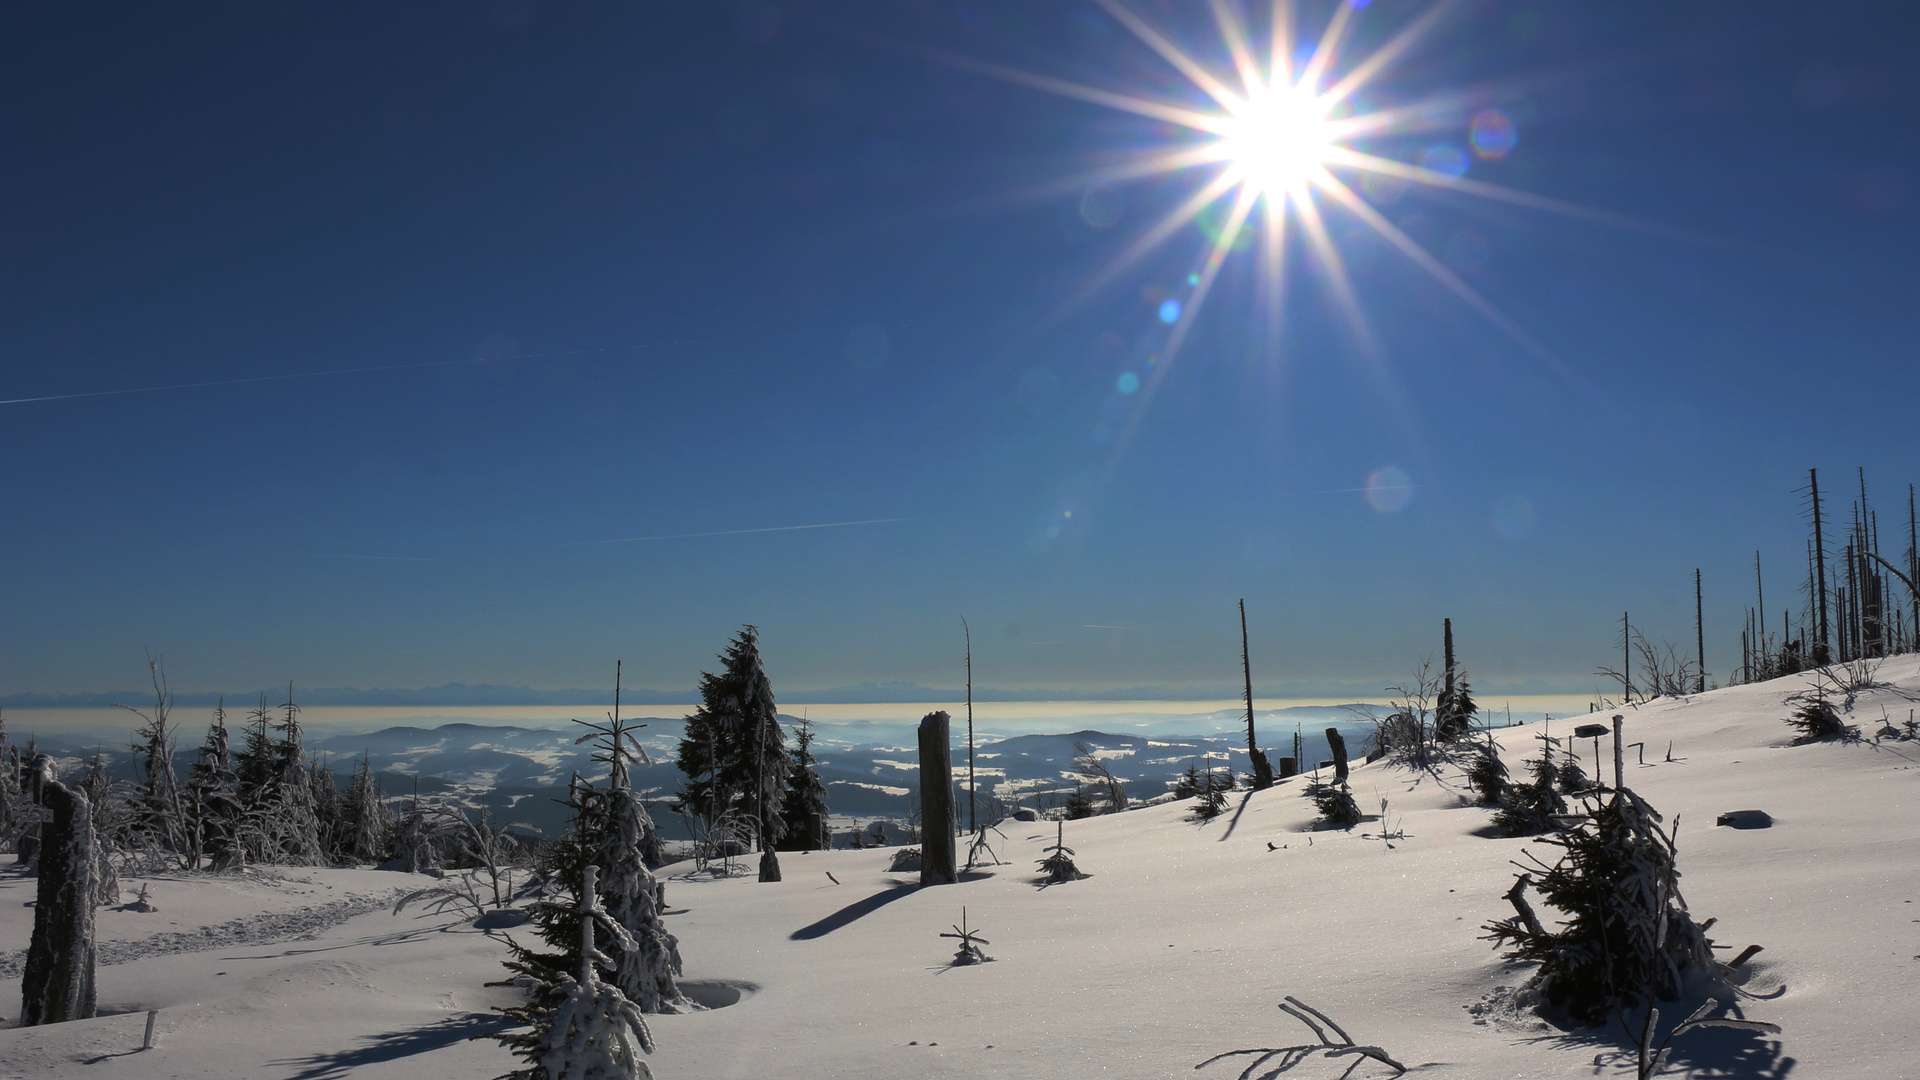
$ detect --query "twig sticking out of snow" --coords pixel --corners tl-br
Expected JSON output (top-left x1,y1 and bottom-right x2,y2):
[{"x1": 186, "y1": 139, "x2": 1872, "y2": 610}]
[{"x1": 1195, "y1": 996, "x2": 1405, "y2": 1078}]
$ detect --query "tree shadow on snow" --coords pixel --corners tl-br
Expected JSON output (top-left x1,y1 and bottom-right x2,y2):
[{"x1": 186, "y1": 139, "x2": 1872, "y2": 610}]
[
  {"x1": 273, "y1": 1012, "x2": 513, "y2": 1080},
  {"x1": 789, "y1": 885, "x2": 919, "y2": 940},
  {"x1": 788, "y1": 873, "x2": 995, "y2": 941},
  {"x1": 1525, "y1": 1011, "x2": 1795, "y2": 1079}
]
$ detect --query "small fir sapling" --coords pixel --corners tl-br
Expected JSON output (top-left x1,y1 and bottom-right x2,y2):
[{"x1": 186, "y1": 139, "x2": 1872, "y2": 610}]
[
  {"x1": 941, "y1": 907, "x2": 993, "y2": 966},
  {"x1": 1466, "y1": 733, "x2": 1509, "y2": 806},
  {"x1": 1490, "y1": 731, "x2": 1570, "y2": 838},
  {"x1": 1311, "y1": 783, "x2": 1363, "y2": 830},
  {"x1": 1783, "y1": 684, "x2": 1846, "y2": 742},
  {"x1": 1482, "y1": 786, "x2": 1753, "y2": 1027},
  {"x1": 1063, "y1": 785, "x2": 1096, "y2": 820},
  {"x1": 1555, "y1": 746, "x2": 1591, "y2": 796},
  {"x1": 1174, "y1": 762, "x2": 1205, "y2": 799},
  {"x1": 489, "y1": 865, "x2": 656, "y2": 1080},
  {"x1": 1035, "y1": 821, "x2": 1088, "y2": 885},
  {"x1": 1189, "y1": 775, "x2": 1228, "y2": 821}
]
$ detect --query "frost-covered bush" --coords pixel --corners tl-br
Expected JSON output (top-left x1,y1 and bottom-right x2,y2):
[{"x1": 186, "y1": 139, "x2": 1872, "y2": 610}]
[
  {"x1": 1483, "y1": 788, "x2": 1726, "y2": 1026},
  {"x1": 887, "y1": 846, "x2": 922, "y2": 873}
]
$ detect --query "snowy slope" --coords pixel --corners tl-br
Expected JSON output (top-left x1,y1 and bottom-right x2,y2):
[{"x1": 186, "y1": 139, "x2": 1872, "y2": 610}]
[{"x1": 3, "y1": 658, "x2": 1917, "y2": 1078}]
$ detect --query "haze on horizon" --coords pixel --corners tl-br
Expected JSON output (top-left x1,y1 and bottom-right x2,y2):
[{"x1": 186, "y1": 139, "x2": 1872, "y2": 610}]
[{"x1": 4, "y1": 2, "x2": 1917, "y2": 703}]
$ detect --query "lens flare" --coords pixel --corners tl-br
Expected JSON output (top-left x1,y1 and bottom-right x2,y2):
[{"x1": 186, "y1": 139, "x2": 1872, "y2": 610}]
[
  {"x1": 1364, "y1": 467, "x2": 1413, "y2": 513},
  {"x1": 1470, "y1": 109, "x2": 1518, "y2": 158},
  {"x1": 1490, "y1": 493, "x2": 1536, "y2": 538}
]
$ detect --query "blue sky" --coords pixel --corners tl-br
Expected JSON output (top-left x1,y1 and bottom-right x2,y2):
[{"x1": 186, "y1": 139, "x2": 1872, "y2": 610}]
[{"x1": 4, "y1": 1, "x2": 1917, "y2": 702}]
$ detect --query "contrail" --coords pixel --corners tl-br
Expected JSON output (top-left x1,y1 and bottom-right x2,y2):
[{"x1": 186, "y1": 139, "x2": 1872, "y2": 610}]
[
  {"x1": 293, "y1": 553, "x2": 436, "y2": 562},
  {"x1": 568, "y1": 518, "x2": 910, "y2": 546}
]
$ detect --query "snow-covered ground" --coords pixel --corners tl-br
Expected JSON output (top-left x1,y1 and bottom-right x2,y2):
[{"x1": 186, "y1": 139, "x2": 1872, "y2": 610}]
[{"x1": 4, "y1": 658, "x2": 1917, "y2": 1078}]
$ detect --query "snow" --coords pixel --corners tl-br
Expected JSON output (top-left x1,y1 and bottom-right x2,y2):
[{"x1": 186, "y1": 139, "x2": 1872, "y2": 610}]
[{"x1": 4, "y1": 659, "x2": 1918, "y2": 1077}]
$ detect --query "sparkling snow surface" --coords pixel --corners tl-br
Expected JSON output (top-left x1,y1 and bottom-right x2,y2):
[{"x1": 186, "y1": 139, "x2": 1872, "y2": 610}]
[{"x1": 4, "y1": 658, "x2": 1918, "y2": 1078}]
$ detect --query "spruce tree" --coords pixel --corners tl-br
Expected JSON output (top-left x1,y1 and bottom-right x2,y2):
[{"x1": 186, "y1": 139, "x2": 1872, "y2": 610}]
[
  {"x1": 190, "y1": 703, "x2": 245, "y2": 869},
  {"x1": 502, "y1": 684, "x2": 689, "y2": 1018},
  {"x1": 310, "y1": 758, "x2": 345, "y2": 861},
  {"x1": 262, "y1": 685, "x2": 324, "y2": 864},
  {"x1": 674, "y1": 626, "x2": 790, "y2": 863},
  {"x1": 343, "y1": 754, "x2": 392, "y2": 863},
  {"x1": 492, "y1": 865, "x2": 657, "y2": 1080},
  {"x1": 778, "y1": 717, "x2": 830, "y2": 851}
]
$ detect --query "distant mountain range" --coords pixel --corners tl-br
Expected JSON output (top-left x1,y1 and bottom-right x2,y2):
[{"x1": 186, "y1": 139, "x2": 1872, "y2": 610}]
[
  {"x1": 25, "y1": 713, "x2": 1376, "y2": 842},
  {"x1": 1, "y1": 677, "x2": 1586, "y2": 709}
]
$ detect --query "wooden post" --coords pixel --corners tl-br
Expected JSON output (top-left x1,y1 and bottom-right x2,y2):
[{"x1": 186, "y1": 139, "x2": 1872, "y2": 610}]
[
  {"x1": 1611, "y1": 714, "x2": 1625, "y2": 795},
  {"x1": 917, "y1": 712, "x2": 957, "y2": 885}
]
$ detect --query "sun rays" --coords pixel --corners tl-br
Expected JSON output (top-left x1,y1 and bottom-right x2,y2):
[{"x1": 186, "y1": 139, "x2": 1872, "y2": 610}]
[{"x1": 970, "y1": 0, "x2": 1578, "y2": 382}]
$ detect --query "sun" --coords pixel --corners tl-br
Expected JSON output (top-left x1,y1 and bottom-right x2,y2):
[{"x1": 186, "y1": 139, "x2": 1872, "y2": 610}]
[
  {"x1": 940, "y1": 0, "x2": 1617, "y2": 392},
  {"x1": 1219, "y1": 83, "x2": 1337, "y2": 199}
]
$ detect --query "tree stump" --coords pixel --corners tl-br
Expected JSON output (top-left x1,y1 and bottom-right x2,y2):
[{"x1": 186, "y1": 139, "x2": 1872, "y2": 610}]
[
  {"x1": 917, "y1": 712, "x2": 957, "y2": 885},
  {"x1": 21, "y1": 756, "x2": 97, "y2": 1026},
  {"x1": 1276, "y1": 756, "x2": 1297, "y2": 779},
  {"x1": 1325, "y1": 728, "x2": 1349, "y2": 782}
]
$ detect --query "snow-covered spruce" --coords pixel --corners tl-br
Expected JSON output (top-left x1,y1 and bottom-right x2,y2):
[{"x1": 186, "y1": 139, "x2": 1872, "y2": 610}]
[
  {"x1": 493, "y1": 865, "x2": 657, "y2": 1080},
  {"x1": 501, "y1": 702, "x2": 688, "y2": 1017}
]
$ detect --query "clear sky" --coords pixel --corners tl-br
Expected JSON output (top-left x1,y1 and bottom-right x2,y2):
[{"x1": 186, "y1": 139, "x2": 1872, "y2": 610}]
[{"x1": 4, "y1": 1, "x2": 1917, "y2": 702}]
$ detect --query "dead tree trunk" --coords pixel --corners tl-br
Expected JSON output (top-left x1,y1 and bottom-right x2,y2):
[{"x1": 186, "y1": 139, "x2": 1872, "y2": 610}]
[
  {"x1": 917, "y1": 712, "x2": 957, "y2": 886},
  {"x1": 1241, "y1": 600, "x2": 1273, "y2": 790},
  {"x1": 21, "y1": 755, "x2": 97, "y2": 1026},
  {"x1": 1324, "y1": 728, "x2": 1349, "y2": 783}
]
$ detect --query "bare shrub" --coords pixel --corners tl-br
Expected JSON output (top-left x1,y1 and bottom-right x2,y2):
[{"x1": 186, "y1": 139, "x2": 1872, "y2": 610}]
[
  {"x1": 1597, "y1": 631, "x2": 1701, "y2": 703},
  {"x1": 1072, "y1": 742, "x2": 1128, "y2": 813}
]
